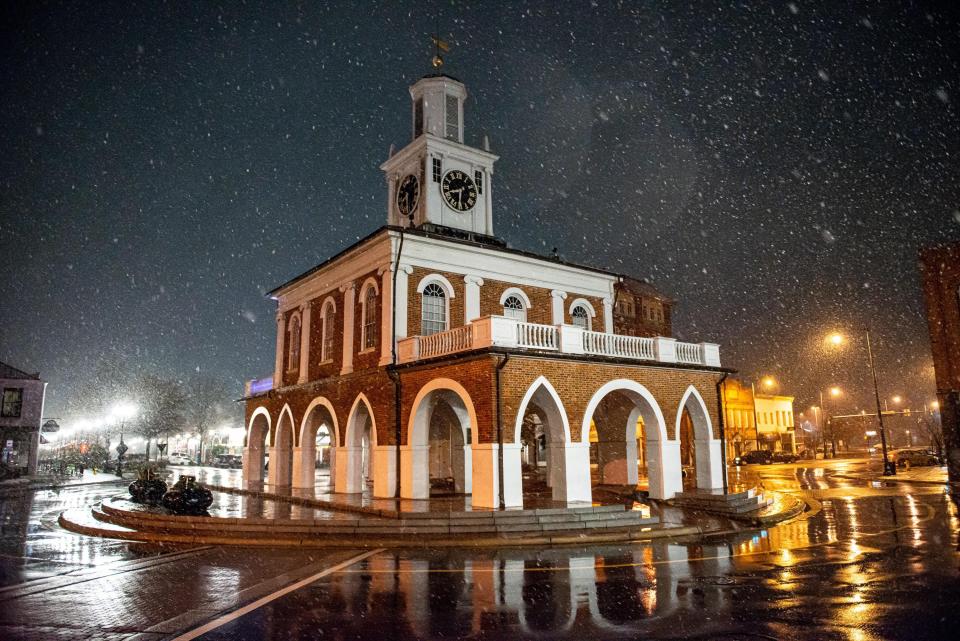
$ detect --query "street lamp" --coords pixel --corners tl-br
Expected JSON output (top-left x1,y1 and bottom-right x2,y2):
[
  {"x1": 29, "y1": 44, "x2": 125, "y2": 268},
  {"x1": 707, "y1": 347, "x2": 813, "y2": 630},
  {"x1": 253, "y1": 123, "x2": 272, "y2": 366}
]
[
  {"x1": 819, "y1": 386, "x2": 842, "y2": 458},
  {"x1": 826, "y1": 330, "x2": 894, "y2": 475},
  {"x1": 111, "y1": 402, "x2": 137, "y2": 477}
]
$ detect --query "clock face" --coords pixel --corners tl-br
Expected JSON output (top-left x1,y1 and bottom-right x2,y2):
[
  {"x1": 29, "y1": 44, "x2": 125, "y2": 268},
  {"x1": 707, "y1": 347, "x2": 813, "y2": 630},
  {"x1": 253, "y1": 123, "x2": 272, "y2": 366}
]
[
  {"x1": 440, "y1": 170, "x2": 478, "y2": 212},
  {"x1": 396, "y1": 174, "x2": 420, "y2": 218}
]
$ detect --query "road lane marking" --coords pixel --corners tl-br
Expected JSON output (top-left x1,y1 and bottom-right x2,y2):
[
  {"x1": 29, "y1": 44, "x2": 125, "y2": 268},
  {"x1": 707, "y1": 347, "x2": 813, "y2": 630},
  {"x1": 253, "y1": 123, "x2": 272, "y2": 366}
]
[{"x1": 170, "y1": 548, "x2": 385, "y2": 641}]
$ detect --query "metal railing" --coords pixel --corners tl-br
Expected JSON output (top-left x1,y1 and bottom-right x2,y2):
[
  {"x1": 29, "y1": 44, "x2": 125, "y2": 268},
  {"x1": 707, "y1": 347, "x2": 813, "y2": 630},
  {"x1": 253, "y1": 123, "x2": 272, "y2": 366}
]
[
  {"x1": 582, "y1": 331, "x2": 655, "y2": 360},
  {"x1": 516, "y1": 322, "x2": 559, "y2": 350}
]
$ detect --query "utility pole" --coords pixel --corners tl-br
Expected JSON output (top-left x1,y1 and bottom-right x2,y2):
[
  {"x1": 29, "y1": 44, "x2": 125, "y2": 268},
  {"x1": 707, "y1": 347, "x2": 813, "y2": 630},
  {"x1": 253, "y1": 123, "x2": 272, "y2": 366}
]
[{"x1": 866, "y1": 329, "x2": 894, "y2": 475}]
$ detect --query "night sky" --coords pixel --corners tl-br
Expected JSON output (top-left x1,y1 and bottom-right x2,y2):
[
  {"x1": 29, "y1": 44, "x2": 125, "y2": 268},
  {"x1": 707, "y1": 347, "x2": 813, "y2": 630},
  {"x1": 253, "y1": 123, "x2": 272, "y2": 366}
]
[{"x1": 1, "y1": 1, "x2": 958, "y2": 422}]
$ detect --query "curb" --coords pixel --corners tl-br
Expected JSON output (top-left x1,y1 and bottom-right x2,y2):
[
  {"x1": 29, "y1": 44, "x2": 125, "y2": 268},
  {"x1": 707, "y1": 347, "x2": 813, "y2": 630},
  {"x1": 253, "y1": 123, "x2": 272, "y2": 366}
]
[
  {"x1": 833, "y1": 473, "x2": 948, "y2": 486},
  {"x1": 749, "y1": 492, "x2": 806, "y2": 526},
  {"x1": 58, "y1": 510, "x2": 706, "y2": 549}
]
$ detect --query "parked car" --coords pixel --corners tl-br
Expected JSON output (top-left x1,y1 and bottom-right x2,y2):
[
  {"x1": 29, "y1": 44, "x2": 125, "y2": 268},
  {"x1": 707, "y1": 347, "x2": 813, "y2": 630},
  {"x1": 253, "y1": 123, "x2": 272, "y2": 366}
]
[
  {"x1": 771, "y1": 451, "x2": 798, "y2": 464},
  {"x1": 167, "y1": 453, "x2": 193, "y2": 465},
  {"x1": 214, "y1": 454, "x2": 242, "y2": 469},
  {"x1": 734, "y1": 450, "x2": 772, "y2": 465},
  {"x1": 891, "y1": 448, "x2": 941, "y2": 468}
]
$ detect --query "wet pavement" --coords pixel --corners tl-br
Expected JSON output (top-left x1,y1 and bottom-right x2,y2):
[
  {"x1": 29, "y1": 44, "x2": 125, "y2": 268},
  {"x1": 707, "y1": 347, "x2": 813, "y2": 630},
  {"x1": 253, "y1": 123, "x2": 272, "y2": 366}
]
[{"x1": 0, "y1": 459, "x2": 956, "y2": 640}]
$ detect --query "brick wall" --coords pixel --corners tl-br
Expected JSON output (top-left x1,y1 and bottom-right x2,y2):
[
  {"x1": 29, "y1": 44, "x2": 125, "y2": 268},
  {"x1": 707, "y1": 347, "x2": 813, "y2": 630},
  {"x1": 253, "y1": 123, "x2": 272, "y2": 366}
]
[
  {"x1": 247, "y1": 353, "x2": 723, "y2": 451},
  {"x1": 308, "y1": 292, "x2": 341, "y2": 379},
  {"x1": 499, "y1": 357, "x2": 723, "y2": 443},
  {"x1": 353, "y1": 270, "x2": 383, "y2": 372},
  {"x1": 479, "y1": 278, "x2": 553, "y2": 324},
  {"x1": 407, "y1": 266, "x2": 466, "y2": 334}
]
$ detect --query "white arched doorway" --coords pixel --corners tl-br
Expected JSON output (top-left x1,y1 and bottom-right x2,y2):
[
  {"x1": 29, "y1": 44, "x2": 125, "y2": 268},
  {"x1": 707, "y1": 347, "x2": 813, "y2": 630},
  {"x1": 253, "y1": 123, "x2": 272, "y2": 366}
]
[
  {"x1": 404, "y1": 379, "x2": 477, "y2": 503},
  {"x1": 336, "y1": 394, "x2": 376, "y2": 494},
  {"x1": 295, "y1": 397, "x2": 339, "y2": 490},
  {"x1": 243, "y1": 407, "x2": 270, "y2": 484},
  {"x1": 581, "y1": 380, "x2": 679, "y2": 500},
  {"x1": 267, "y1": 404, "x2": 295, "y2": 487},
  {"x1": 513, "y1": 376, "x2": 588, "y2": 505},
  {"x1": 676, "y1": 385, "x2": 724, "y2": 490}
]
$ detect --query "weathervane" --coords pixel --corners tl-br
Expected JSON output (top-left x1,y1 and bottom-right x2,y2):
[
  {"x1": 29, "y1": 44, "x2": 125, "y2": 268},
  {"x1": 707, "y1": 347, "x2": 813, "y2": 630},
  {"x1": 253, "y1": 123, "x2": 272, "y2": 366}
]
[{"x1": 430, "y1": 29, "x2": 449, "y2": 68}]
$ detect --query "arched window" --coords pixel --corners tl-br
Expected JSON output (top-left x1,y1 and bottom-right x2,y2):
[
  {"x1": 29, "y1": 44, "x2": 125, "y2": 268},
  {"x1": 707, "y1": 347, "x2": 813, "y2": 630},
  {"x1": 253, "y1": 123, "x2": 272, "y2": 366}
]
[
  {"x1": 321, "y1": 300, "x2": 335, "y2": 362},
  {"x1": 288, "y1": 315, "x2": 301, "y2": 370},
  {"x1": 421, "y1": 283, "x2": 447, "y2": 335},
  {"x1": 503, "y1": 295, "x2": 526, "y2": 321},
  {"x1": 571, "y1": 305, "x2": 590, "y2": 330},
  {"x1": 362, "y1": 285, "x2": 378, "y2": 350}
]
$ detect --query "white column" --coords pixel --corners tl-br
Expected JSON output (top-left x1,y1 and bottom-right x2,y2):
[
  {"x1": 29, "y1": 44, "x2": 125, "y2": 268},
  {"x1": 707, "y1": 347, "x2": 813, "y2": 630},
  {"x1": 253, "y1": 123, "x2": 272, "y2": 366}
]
[
  {"x1": 560, "y1": 442, "x2": 592, "y2": 504},
  {"x1": 464, "y1": 275, "x2": 483, "y2": 323},
  {"x1": 297, "y1": 303, "x2": 311, "y2": 384},
  {"x1": 267, "y1": 446, "x2": 291, "y2": 487},
  {"x1": 648, "y1": 439, "x2": 683, "y2": 500},
  {"x1": 273, "y1": 313, "x2": 285, "y2": 387},
  {"x1": 602, "y1": 297, "x2": 614, "y2": 334},
  {"x1": 550, "y1": 290, "x2": 567, "y2": 325},
  {"x1": 340, "y1": 282, "x2": 356, "y2": 375},
  {"x1": 400, "y1": 445, "x2": 430, "y2": 499},
  {"x1": 291, "y1": 446, "x2": 306, "y2": 488},
  {"x1": 243, "y1": 447, "x2": 263, "y2": 483},
  {"x1": 379, "y1": 266, "x2": 394, "y2": 366},
  {"x1": 394, "y1": 265, "x2": 412, "y2": 341},
  {"x1": 373, "y1": 445, "x2": 397, "y2": 497},
  {"x1": 695, "y1": 438, "x2": 725, "y2": 490},
  {"x1": 471, "y1": 443, "x2": 523, "y2": 509},
  {"x1": 335, "y1": 446, "x2": 362, "y2": 493}
]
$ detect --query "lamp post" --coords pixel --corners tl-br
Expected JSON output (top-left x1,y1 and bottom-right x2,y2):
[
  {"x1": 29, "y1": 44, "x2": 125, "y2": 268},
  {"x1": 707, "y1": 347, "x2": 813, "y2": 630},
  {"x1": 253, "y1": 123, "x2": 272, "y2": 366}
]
[
  {"x1": 827, "y1": 330, "x2": 893, "y2": 475},
  {"x1": 112, "y1": 402, "x2": 137, "y2": 477}
]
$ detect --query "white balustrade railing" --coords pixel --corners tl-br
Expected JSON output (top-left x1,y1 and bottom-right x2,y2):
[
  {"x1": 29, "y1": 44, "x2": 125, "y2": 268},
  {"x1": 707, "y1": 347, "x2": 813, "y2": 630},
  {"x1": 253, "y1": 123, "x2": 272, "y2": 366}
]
[
  {"x1": 394, "y1": 315, "x2": 720, "y2": 368},
  {"x1": 582, "y1": 331, "x2": 655, "y2": 360},
  {"x1": 675, "y1": 341, "x2": 704, "y2": 364},
  {"x1": 418, "y1": 324, "x2": 473, "y2": 359},
  {"x1": 516, "y1": 322, "x2": 558, "y2": 350}
]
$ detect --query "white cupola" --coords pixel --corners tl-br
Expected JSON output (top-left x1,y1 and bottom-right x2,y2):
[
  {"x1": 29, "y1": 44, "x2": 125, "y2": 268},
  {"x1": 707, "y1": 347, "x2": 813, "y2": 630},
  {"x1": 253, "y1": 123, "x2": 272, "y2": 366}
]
[{"x1": 381, "y1": 73, "x2": 499, "y2": 238}]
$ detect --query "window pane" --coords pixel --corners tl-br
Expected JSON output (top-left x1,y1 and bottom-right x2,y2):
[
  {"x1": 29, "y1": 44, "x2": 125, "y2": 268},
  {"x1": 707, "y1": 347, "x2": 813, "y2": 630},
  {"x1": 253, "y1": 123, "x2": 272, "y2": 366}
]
[
  {"x1": 571, "y1": 305, "x2": 590, "y2": 329},
  {"x1": 503, "y1": 295, "x2": 525, "y2": 321},
  {"x1": 363, "y1": 288, "x2": 378, "y2": 349},
  {"x1": 322, "y1": 307, "x2": 335, "y2": 361},
  {"x1": 422, "y1": 283, "x2": 447, "y2": 335}
]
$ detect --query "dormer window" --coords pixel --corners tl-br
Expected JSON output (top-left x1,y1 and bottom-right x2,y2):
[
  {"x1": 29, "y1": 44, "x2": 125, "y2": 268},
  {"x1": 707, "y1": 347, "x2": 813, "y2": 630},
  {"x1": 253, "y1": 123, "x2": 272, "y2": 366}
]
[{"x1": 445, "y1": 94, "x2": 460, "y2": 142}]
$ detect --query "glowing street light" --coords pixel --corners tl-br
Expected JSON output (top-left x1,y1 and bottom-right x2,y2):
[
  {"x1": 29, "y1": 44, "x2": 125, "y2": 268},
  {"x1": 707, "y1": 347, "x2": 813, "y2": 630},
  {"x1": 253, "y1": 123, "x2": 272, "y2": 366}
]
[
  {"x1": 823, "y1": 329, "x2": 894, "y2": 475},
  {"x1": 762, "y1": 376, "x2": 777, "y2": 389}
]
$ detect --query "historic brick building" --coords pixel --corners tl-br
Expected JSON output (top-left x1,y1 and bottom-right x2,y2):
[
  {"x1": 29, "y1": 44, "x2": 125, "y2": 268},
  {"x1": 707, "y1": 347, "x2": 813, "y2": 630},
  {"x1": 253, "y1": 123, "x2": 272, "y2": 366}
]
[
  {"x1": 0, "y1": 361, "x2": 47, "y2": 476},
  {"x1": 242, "y1": 72, "x2": 729, "y2": 508},
  {"x1": 920, "y1": 242, "x2": 960, "y2": 489}
]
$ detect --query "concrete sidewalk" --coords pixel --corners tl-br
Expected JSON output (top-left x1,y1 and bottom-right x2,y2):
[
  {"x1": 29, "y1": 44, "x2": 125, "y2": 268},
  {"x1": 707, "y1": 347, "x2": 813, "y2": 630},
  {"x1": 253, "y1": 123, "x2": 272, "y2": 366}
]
[
  {"x1": 0, "y1": 469, "x2": 126, "y2": 494},
  {"x1": 838, "y1": 464, "x2": 947, "y2": 485}
]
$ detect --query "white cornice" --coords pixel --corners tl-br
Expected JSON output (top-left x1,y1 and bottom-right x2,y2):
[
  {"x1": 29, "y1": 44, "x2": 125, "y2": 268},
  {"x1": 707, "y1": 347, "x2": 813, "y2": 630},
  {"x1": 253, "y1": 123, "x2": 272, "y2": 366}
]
[{"x1": 395, "y1": 233, "x2": 613, "y2": 298}]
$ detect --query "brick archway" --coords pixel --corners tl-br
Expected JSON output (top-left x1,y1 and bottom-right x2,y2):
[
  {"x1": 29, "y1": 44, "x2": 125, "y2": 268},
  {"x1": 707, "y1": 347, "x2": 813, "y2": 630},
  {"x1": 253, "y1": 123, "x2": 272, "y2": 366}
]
[
  {"x1": 581, "y1": 379, "x2": 681, "y2": 500},
  {"x1": 243, "y1": 406, "x2": 271, "y2": 483},
  {"x1": 677, "y1": 385, "x2": 724, "y2": 490},
  {"x1": 403, "y1": 378, "x2": 477, "y2": 501},
  {"x1": 336, "y1": 394, "x2": 376, "y2": 494},
  {"x1": 267, "y1": 404, "x2": 295, "y2": 487},
  {"x1": 294, "y1": 396, "x2": 339, "y2": 490}
]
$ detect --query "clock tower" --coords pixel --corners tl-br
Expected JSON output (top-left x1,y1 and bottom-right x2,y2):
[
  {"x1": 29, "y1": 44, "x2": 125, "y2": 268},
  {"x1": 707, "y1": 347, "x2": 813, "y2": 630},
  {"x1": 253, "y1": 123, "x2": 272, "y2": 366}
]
[{"x1": 381, "y1": 74, "x2": 498, "y2": 238}]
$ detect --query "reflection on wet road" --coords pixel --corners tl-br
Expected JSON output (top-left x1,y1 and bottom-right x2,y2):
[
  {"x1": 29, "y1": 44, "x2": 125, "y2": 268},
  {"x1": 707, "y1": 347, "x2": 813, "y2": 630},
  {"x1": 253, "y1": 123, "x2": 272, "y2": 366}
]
[
  {"x1": 1, "y1": 460, "x2": 957, "y2": 640},
  {"x1": 195, "y1": 460, "x2": 959, "y2": 641}
]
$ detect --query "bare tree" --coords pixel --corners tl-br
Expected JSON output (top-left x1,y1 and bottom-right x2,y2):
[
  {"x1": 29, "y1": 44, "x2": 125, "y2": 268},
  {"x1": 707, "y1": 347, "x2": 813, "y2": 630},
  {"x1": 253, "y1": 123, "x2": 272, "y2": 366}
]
[
  {"x1": 916, "y1": 412, "x2": 944, "y2": 459},
  {"x1": 134, "y1": 375, "x2": 187, "y2": 461},
  {"x1": 186, "y1": 375, "x2": 233, "y2": 464}
]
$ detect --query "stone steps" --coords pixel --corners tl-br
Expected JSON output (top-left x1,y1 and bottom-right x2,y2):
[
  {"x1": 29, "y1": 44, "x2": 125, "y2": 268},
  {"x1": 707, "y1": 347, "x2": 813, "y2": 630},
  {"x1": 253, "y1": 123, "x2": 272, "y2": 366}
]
[
  {"x1": 668, "y1": 488, "x2": 772, "y2": 516},
  {"x1": 93, "y1": 497, "x2": 658, "y2": 540}
]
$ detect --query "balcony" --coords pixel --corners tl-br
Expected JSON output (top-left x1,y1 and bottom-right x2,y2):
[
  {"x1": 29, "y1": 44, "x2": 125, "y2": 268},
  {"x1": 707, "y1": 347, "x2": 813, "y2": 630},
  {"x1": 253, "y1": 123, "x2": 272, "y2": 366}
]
[{"x1": 397, "y1": 316, "x2": 721, "y2": 367}]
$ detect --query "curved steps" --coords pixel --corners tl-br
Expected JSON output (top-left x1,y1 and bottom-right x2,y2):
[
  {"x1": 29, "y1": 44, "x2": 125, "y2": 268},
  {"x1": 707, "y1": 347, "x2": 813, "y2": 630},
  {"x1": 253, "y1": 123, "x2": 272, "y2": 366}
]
[{"x1": 56, "y1": 495, "x2": 695, "y2": 548}]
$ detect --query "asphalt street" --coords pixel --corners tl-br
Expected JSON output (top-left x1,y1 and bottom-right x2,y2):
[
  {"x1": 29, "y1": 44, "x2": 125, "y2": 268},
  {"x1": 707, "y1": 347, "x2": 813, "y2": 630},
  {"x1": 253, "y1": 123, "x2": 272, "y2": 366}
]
[{"x1": 0, "y1": 459, "x2": 956, "y2": 640}]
